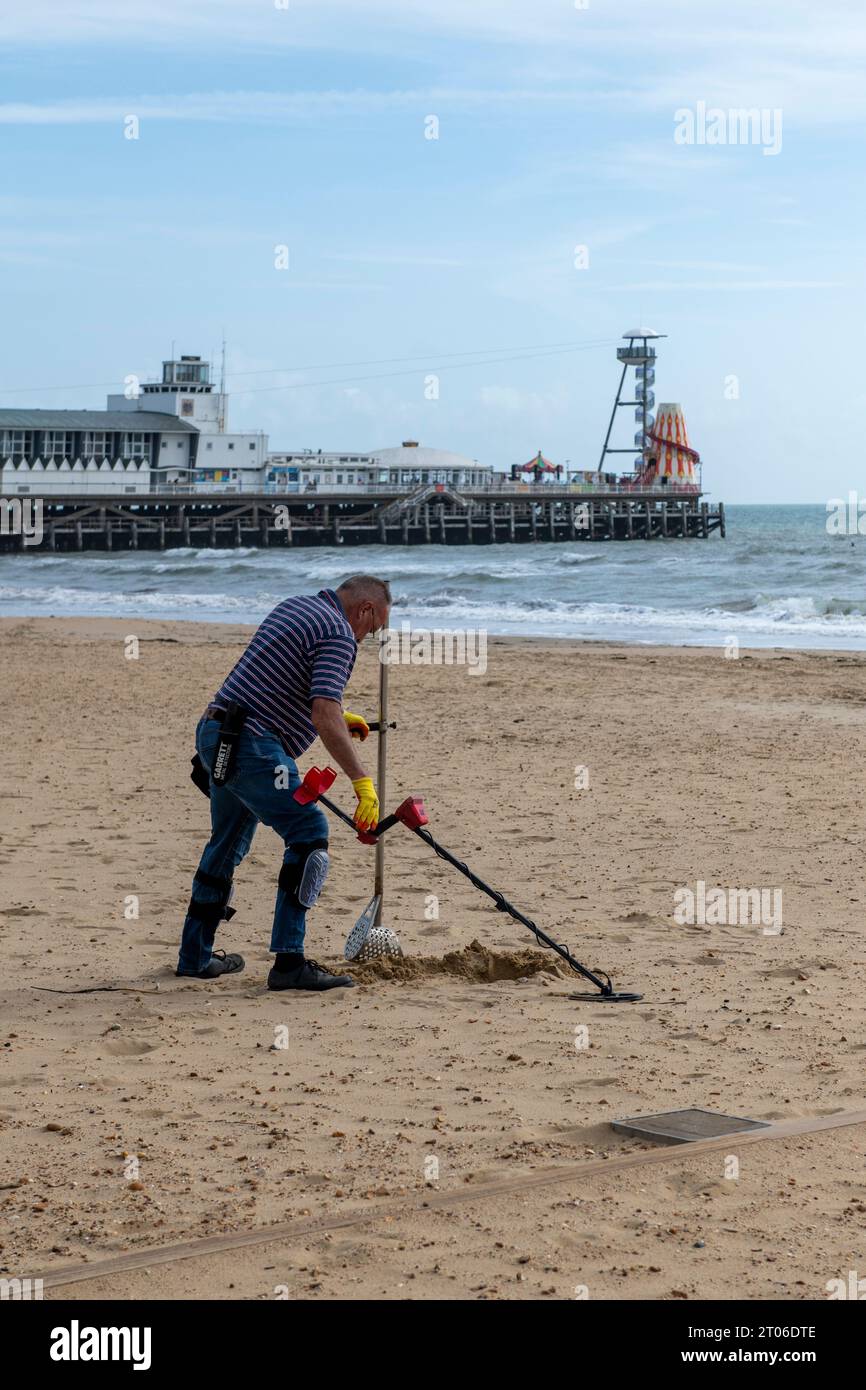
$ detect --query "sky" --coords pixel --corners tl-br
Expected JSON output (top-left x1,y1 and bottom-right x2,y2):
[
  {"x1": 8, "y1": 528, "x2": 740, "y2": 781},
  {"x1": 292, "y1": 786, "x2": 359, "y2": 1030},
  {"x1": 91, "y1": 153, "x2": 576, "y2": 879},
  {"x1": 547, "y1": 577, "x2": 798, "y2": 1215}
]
[{"x1": 1, "y1": 0, "x2": 864, "y2": 503}]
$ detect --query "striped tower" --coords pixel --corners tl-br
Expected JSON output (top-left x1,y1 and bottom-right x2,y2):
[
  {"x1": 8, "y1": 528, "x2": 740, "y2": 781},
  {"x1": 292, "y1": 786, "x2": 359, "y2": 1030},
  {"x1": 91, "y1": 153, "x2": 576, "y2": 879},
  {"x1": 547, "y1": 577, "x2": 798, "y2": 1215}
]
[{"x1": 651, "y1": 404, "x2": 696, "y2": 483}]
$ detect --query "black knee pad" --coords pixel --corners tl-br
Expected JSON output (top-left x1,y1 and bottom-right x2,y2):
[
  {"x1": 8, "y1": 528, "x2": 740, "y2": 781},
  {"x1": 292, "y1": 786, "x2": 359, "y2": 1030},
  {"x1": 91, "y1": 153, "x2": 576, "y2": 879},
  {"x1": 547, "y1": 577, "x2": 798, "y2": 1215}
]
[
  {"x1": 278, "y1": 840, "x2": 329, "y2": 909},
  {"x1": 186, "y1": 868, "x2": 236, "y2": 926}
]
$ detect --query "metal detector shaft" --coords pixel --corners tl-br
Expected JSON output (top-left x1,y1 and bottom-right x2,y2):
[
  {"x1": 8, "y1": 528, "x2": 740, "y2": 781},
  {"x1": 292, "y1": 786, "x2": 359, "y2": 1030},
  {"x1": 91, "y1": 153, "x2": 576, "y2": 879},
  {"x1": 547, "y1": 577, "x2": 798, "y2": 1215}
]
[
  {"x1": 316, "y1": 791, "x2": 359, "y2": 834},
  {"x1": 293, "y1": 767, "x2": 640, "y2": 1000},
  {"x1": 373, "y1": 639, "x2": 389, "y2": 928},
  {"x1": 294, "y1": 768, "x2": 383, "y2": 841},
  {"x1": 407, "y1": 824, "x2": 614, "y2": 995}
]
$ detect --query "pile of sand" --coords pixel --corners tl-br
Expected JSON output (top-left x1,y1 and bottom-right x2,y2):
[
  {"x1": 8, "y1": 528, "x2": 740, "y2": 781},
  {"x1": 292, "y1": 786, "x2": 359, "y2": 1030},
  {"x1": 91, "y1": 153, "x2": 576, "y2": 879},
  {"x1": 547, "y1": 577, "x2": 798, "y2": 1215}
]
[{"x1": 343, "y1": 937, "x2": 565, "y2": 984}]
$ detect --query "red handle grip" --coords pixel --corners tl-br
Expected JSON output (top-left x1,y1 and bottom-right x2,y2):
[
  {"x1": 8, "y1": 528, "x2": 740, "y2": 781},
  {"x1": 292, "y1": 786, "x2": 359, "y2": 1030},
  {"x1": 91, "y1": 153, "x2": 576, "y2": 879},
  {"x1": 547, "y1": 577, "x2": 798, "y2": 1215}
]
[{"x1": 293, "y1": 765, "x2": 338, "y2": 804}]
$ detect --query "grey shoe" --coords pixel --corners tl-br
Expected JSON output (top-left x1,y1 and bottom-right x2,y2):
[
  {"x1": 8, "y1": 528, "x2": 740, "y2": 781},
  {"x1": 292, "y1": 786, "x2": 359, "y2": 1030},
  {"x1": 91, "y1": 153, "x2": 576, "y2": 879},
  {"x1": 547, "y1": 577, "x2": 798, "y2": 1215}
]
[
  {"x1": 267, "y1": 958, "x2": 355, "y2": 991},
  {"x1": 177, "y1": 950, "x2": 245, "y2": 979}
]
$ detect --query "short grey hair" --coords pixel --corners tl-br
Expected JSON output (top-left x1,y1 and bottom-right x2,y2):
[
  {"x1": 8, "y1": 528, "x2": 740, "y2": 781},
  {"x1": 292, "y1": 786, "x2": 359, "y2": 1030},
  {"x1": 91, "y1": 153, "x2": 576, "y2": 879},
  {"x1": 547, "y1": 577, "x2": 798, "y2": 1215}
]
[{"x1": 337, "y1": 574, "x2": 392, "y2": 606}]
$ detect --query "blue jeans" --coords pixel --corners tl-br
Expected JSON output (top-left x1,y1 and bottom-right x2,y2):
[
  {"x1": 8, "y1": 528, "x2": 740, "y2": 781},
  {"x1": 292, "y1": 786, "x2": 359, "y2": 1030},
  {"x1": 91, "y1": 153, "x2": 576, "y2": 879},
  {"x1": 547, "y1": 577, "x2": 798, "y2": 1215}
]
[{"x1": 177, "y1": 717, "x2": 329, "y2": 975}]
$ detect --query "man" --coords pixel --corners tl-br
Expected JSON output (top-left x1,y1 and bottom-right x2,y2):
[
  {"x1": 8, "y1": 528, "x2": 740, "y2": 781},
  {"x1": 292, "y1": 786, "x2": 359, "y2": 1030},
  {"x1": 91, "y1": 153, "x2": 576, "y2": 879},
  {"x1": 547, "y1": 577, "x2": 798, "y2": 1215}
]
[{"x1": 176, "y1": 574, "x2": 391, "y2": 991}]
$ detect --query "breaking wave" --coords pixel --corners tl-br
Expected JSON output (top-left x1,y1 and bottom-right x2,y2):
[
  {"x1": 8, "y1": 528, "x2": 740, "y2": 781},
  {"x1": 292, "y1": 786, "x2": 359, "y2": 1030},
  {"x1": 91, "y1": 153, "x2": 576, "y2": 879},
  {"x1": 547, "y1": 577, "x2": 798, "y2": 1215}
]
[{"x1": 4, "y1": 505, "x2": 866, "y2": 649}]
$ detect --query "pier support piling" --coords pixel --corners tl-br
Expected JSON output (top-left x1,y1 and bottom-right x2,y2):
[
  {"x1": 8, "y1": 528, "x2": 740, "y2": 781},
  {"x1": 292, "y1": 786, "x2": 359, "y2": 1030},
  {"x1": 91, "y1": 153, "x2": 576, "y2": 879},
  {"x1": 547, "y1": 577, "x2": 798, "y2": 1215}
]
[{"x1": 8, "y1": 488, "x2": 725, "y2": 555}]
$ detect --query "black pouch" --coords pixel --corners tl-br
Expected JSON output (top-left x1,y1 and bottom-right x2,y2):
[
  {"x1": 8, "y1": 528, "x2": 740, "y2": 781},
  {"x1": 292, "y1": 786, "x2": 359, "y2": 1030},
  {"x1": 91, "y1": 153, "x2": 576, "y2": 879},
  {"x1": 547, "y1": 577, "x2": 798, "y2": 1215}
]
[
  {"x1": 190, "y1": 753, "x2": 211, "y2": 798},
  {"x1": 211, "y1": 701, "x2": 247, "y2": 786}
]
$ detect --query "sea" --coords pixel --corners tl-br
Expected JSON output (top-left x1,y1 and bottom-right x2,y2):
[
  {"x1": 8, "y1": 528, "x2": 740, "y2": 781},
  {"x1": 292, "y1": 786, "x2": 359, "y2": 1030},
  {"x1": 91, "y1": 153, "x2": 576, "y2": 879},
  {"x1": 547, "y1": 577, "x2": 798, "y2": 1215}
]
[{"x1": 2, "y1": 504, "x2": 865, "y2": 650}]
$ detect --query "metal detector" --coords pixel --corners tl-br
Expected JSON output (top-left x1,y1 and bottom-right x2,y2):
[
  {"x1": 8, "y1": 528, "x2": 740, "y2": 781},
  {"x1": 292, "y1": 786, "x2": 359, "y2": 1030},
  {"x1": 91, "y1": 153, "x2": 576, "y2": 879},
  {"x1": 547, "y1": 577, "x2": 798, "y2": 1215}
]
[{"x1": 294, "y1": 767, "x2": 642, "y2": 1003}]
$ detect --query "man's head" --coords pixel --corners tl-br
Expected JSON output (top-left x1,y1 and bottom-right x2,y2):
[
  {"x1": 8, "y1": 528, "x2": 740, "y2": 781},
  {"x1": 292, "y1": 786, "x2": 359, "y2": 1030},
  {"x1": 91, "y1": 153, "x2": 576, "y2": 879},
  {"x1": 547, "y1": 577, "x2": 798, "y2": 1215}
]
[{"x1": 335, "y1": 575, "x2": 391, "y2": 641}]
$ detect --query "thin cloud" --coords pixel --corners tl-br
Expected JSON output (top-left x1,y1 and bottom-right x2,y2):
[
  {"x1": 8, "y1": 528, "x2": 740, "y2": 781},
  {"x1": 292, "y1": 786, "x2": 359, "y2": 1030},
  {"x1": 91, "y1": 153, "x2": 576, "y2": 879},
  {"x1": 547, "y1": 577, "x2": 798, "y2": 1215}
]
[
  {"x1": 3, "y1": 67, "x2": 865, "y2": 129},
  {"x1": 593, "y1": 280, "x2": 845, "y2": 292},
  {"x1": 324, "y1": 251, "x2": 465, "y2": 268},
  {"x1": 2, "y1": 0, "x2": 865, "y2": 55},
  {"x1": 0, "y1": 88, "x2": 626, "y2": 126}
]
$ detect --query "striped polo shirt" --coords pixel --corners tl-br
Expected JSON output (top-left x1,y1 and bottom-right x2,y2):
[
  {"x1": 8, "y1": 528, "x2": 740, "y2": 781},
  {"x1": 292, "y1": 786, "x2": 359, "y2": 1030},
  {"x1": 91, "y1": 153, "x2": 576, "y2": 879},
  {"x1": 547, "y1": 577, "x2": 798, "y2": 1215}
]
[{"x1": 213, "y1": 589, "x2": 357, "y2": 758}]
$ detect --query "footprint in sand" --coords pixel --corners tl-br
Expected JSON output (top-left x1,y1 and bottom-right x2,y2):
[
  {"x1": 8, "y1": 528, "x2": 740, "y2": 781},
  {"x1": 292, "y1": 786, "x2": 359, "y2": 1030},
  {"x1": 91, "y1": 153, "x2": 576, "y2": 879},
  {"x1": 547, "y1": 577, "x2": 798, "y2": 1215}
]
[{"x1": 103, "y1": 1037, "x2": 159, "y2": 1056}]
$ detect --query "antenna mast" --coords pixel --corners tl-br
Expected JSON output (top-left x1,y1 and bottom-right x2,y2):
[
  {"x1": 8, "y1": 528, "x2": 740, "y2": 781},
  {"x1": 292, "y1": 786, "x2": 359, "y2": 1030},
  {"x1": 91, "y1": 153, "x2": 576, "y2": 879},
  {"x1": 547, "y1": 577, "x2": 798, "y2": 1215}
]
[{"x1": 218, "y1": 335, "x2": 226, "y2": 433}]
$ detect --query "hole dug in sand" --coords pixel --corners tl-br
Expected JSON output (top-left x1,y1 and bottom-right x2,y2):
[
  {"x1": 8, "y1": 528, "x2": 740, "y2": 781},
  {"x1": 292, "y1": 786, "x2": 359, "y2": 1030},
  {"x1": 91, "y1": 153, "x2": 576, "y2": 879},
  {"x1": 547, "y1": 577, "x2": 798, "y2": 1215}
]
[{"x1": 344, "y1": 937, "x2": 565, "y2": 985}]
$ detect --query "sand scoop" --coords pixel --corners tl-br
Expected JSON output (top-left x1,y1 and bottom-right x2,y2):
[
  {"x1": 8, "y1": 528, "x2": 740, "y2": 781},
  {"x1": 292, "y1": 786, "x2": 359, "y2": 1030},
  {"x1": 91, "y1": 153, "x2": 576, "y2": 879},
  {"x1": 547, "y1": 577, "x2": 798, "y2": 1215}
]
[{"x1": 294, "y1": 767, "x2": 642, "y2": 1002}]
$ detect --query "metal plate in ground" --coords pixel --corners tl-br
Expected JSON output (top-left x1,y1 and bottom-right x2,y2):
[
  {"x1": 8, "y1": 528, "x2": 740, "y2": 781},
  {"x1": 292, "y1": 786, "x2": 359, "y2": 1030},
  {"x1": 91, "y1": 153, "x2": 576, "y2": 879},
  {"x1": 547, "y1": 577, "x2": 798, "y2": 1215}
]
[{"x1": 612, "y1": 1108, "x2": 770, "y2": 1146}]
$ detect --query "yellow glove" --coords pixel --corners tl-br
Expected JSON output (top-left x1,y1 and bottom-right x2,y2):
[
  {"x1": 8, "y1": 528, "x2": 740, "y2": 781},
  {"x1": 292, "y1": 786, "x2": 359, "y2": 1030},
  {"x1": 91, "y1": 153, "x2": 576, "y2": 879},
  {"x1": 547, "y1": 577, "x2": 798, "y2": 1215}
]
[
  {"x1": 344, "y1": 710, "x2": 370, "y2": 741},
  {"x1": 351, "y1": 776, "x2": 379, "y2": 831}
]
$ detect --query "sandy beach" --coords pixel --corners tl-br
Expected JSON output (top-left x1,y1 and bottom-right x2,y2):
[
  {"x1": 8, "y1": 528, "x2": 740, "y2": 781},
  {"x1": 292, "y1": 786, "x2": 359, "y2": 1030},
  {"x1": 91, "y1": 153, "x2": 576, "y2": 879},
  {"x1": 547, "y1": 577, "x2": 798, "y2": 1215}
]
[{"x1": 1, "y1": 616, "x2": 865, "y2": 1301}]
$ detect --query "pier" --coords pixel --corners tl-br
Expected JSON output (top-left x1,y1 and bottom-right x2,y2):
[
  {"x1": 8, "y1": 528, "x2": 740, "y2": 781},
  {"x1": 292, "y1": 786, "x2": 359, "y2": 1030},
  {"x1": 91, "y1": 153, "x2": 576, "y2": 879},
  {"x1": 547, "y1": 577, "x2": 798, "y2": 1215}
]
[
  {"x1": 0, "y1": 331, "x2": 726, "y2": 553},
  {"x1": 1, "y1": 484, "x2": 725, "y2": 552}
]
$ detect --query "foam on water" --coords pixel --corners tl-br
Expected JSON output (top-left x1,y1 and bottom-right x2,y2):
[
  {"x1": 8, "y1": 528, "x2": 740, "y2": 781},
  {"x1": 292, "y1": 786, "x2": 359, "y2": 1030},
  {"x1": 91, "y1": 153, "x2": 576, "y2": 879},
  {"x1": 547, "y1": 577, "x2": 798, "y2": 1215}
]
[{"x1": 2, "y1": 505, "x2": 865, "y2": 650}]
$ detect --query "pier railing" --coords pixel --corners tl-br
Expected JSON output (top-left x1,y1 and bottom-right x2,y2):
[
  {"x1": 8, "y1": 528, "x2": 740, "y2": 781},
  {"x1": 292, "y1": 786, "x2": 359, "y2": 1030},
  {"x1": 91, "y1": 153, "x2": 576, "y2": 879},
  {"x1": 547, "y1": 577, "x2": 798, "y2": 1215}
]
[
  {"x1": 2, "y1": 469, "x2": 701, "y2": 502},
  {"x1": 148, "y1": 479, "x2": 702, "y2": 499}
]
